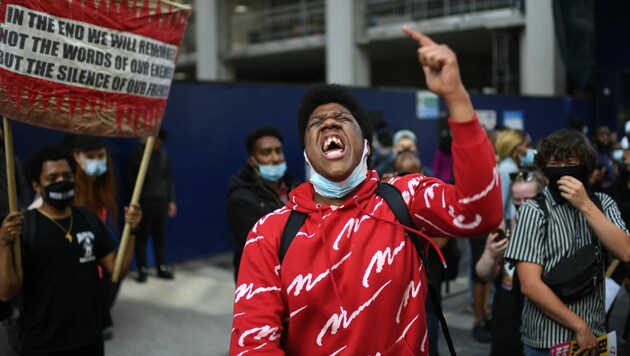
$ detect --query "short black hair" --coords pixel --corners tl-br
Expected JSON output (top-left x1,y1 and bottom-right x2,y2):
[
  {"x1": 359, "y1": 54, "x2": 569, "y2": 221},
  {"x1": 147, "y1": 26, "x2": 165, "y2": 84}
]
[
  {"x1": 296, "y1": 83, "x2": 373, "y2": 150},
  {"x1": 26, "y1": 145, "x2": 76, "y2": 184},
  {"x1": 245, "y1": 125, "x2": 284, "y2": 154},
  {"x1": 535, "y1": 129, "x2": 597, "y2": 172}
]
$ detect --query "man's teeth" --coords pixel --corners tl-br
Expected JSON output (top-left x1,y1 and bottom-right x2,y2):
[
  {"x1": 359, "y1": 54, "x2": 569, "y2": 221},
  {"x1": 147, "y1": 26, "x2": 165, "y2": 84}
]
[{"x1": 323, "y1": 137, "x2": 343, "y2": 151}]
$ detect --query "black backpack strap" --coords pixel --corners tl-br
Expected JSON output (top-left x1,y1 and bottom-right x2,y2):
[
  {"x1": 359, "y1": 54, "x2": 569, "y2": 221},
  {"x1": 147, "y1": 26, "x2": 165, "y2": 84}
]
[
  {"x1": 533, "y1": 194, "x2": 549, "y2": 241},
  {"x1": 589, "y1": 192, "x2": 603, "y2": 211},
  {"x1": 375, "y1": 182, "x2": 457, "y2": 356},
  {"x1": 587, "y1": 193, "x2": 604, "y2": 245},
  {"x1": 279, "y1": 210, "x2": 307, "y2": 264},
  {"x1": 374, "y1": 182, "x2": 427, "y2": 265},
  {"x1": 426, "y1": 282, "x2": 456, "y2": 354}
]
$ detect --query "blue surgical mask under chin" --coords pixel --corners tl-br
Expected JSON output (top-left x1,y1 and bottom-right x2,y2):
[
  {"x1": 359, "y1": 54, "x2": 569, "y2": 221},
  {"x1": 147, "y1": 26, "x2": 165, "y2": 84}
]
[
  {"x1": 83, "y1": 159, "x2": 108, "y2": 177},
  {"x1": 305, "y1": 140, "x2": 369, "y2": 199},
  {"x1": 519, "y1": 148, "x2": 537, "y2": 167},
  {"x1": 256, "y1": 161, "x2": 287, "y2": 182}
]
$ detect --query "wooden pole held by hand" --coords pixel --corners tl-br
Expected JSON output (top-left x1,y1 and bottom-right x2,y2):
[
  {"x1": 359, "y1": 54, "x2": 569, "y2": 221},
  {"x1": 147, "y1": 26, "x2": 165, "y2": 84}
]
[
  {"x1": 112, "y1": 136, "x2": 155, "y2": 282},
  {"x1": 3, "y1": 118, "x2": 22, "y2": 279}
]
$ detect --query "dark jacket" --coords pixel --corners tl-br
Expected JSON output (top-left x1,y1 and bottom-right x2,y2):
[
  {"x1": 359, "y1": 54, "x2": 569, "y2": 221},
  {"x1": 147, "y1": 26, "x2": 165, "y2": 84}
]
[
  {"x1": 226, "y1": 164, "x2": 300, "y2": 281},
  {"x1": 128, "y1": 146, "x2": 175, "y2": 202}
]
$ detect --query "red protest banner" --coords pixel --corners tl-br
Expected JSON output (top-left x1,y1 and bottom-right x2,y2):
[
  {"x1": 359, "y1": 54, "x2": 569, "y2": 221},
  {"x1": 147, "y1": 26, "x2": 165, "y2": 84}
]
[{"x1": 0, "y1": 0, "x2": 190, "y2": 137}]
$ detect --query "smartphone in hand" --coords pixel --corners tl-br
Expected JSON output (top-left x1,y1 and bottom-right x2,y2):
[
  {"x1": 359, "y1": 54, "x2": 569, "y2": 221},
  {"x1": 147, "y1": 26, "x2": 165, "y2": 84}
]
[{"x1": 494, "y1": 227, "x2": 508, "y2": 242}]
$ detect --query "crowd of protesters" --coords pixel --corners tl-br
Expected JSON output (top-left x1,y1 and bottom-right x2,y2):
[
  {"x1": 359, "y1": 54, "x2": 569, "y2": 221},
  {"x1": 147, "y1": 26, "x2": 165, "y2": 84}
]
[
  {"x1": 225, "y1": 27, "x2": 630, "y2": 356},
  {"x1": 1, "y1": 27, "x2": 630, "y2": 356}
]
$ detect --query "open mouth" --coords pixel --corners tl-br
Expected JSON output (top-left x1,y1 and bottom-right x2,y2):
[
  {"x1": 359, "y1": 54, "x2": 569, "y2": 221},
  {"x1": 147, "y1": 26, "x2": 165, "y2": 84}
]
[{"x1": 322, "y1": 136, "x2": 346, "y2": 159}]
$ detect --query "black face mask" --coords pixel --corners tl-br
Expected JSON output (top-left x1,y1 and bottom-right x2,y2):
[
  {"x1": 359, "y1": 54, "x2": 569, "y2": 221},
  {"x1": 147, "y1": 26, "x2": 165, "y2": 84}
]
[
  {"x1": 42, "y1": 181, "x2": 75, "y2": 211},
  {"x1": 544, "y1": 165, "x2": 589, "y2": 204}
]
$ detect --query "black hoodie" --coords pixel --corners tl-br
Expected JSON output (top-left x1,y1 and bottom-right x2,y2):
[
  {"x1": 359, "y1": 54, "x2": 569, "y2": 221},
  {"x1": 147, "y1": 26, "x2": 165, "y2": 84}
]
[{"x1": 226, "y1": 164, "x2": 300, "y2": 281}]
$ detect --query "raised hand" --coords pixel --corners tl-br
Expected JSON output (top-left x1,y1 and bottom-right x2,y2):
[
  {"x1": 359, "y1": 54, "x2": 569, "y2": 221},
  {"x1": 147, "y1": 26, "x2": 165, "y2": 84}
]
[
  {"x1": 557, "y1": 176, "x2": 589, "y2": 209},
  {"x1": 402, "y1": 26, "x2": 466, "y2": 101},
  {"x1": 124, "y1": 203, "x2": 143, "y2": 230},
  {"x1": 0, "y1": 212, "x2": 23, "y2": 246},
  {"x1": 402, "y1": 25, "x2": 474, "y2": 122},
  {"x1": 487, "y1": 232, "x2": 509, "y2": 259}
]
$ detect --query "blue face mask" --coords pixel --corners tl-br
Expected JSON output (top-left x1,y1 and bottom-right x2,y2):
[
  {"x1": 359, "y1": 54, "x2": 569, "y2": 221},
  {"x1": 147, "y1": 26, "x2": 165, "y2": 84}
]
[
  {"x1": 255, "y1": 161, "x2": 287, "y2": 182},
  {"x1": 306, "y1": 140, "x2": 369, "y2": 199},
  {"x1": 519, "y1": 148, "x2": 537, "y2": 167},
  {"x1": 83, "y1": 159, "x2": 108, "y2": 177}
]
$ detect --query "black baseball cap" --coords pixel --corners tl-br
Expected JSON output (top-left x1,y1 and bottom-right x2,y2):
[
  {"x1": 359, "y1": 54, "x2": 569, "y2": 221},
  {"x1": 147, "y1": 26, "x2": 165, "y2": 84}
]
[{"x1": 75, "y1": 135, "x2": 107, "y2": 151}]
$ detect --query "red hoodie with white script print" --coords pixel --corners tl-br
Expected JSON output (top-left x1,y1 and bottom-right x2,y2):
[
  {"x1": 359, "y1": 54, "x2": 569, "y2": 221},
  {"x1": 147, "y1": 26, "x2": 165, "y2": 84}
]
[{"x1": 230, "y1": 117, "x2": 502, "y2": 355}]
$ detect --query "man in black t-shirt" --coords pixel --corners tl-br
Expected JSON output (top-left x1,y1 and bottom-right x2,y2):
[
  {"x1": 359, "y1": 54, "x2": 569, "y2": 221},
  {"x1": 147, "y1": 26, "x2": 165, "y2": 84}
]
[{"x1": 0, "y1": 145, "x2": 142, "y2": 355}]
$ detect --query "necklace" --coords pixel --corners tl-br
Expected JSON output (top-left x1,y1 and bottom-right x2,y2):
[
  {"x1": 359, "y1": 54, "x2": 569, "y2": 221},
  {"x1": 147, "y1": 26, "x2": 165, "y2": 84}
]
[{"x1": 38, "y1": 209, "x2": 73, "y2": 243}]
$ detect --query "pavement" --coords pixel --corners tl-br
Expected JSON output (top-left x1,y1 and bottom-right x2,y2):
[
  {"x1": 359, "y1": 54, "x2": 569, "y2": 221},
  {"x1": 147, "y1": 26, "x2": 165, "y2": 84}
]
[{"x1": 2, "y1": 244, "x2": 628, "y2": 355}]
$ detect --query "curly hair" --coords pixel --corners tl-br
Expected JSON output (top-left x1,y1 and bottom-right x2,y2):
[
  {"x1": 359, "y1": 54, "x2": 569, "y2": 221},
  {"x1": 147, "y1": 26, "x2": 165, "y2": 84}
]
[
  {"x1": 26, "y1": 145, "x2": 76, "y2": 184},
  {"x1": 534, "y1": 129, "x2": 597, "y2": 172},
  {"x1": 244, "y1": 125, "x2": 284, "y2": 154},
  {"x1": 296, "y1": 83, "x2": 372, "y2": 150}
]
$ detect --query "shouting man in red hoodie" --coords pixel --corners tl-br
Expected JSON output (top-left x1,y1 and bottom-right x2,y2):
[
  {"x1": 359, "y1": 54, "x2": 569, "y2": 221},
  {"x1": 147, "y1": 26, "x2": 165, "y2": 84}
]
[{"x1": 230, "y1": 26, "x2": 503, "y2": 355}]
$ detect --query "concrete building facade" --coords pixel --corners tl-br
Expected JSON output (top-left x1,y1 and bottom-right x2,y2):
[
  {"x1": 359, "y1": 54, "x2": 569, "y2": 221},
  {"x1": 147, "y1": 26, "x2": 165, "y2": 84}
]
[{"x1": 181, "y1": 0, "x2": 566, "y2": 97}]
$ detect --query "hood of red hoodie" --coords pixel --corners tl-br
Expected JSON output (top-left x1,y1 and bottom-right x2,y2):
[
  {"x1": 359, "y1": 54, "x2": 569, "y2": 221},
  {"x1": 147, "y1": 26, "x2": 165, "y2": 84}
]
[{"x1": 287, "y1": 170, "x2": 380, "y2": 214}]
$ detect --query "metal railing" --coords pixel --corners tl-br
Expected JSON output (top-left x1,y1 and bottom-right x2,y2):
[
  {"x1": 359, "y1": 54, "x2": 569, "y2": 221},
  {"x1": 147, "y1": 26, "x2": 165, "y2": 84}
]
[
  {"x1": 229, "y1": 0, "x2": 325, "y2": 49},
  {"x1": 225, "y1": 0, "x2": 522, "y2": 49},
  {"x1": 365, "y1": 0, "x2": 523, "y2": 26}
]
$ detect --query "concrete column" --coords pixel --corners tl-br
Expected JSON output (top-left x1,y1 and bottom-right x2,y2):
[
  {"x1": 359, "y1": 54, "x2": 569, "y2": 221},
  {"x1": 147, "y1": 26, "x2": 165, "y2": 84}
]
[
  {"x1": 520, "y1": 0, "x2": 565, "y2": 96},
  {"x1": 325, "y1": 0, "x2": 370, "y2": 86},
  {"x1": 194, "y1": 0, "x2": 233, "y2": 81}
]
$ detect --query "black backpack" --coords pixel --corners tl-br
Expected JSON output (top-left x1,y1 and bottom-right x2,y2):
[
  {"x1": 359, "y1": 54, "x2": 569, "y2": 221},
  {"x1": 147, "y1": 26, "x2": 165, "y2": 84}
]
[
  {"x1": 278, "y1": 182, "x2": 457, "y2": 355},
  {"x1": 2, "y1": 207, "x2": 104, "y2": 355}
]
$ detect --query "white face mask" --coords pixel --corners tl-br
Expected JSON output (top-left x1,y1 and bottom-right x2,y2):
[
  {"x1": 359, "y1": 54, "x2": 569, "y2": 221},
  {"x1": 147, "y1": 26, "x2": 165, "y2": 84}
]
[{"x1": 305, "y1": 140, "x2": 369, "y2": 198}]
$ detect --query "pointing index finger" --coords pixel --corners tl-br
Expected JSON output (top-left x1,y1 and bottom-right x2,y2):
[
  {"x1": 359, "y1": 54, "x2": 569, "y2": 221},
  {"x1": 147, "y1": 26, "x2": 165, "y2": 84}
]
[{"x1": 402, "y1": 25, "x2": 437, "y2": 47}]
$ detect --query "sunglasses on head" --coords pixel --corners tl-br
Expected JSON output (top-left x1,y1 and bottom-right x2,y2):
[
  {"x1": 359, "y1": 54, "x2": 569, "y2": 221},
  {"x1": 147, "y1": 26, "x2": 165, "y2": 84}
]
[{"x1": 509, "y1": 170, "x2": 535, "y2": 182}]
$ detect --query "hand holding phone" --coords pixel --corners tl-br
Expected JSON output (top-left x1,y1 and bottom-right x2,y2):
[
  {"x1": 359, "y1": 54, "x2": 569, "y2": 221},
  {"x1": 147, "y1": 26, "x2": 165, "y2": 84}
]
[{"x1": 493, "y1": 227, "x2": 508, "y2": 242}]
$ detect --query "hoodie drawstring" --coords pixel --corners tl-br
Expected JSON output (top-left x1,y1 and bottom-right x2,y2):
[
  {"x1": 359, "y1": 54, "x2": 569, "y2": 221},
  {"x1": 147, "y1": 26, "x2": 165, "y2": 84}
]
[
  {"x1": 317, "y1": 204, "x2": 345, "y2": 313},
  {"x1": 353, "y1": 196, "x2": 449, "y2": 270}
]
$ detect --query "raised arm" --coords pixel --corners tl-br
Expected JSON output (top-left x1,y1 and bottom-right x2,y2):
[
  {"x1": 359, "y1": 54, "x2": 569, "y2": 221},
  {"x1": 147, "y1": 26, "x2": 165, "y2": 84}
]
[
  {"x1": 401, "y1": 26, "x2": 503, "y2": 236},
  {"x1": 559, "y1": 176, "x2": 630, "y2": 262},
  {"x1": 475, "y1": 232, "x2": 508, "y2": 281}
]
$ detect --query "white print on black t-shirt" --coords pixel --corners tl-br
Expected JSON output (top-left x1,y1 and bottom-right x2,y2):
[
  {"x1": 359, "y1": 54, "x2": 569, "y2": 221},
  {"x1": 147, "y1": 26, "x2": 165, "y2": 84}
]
[{"x1": 77, "y1": 231, "x2": 96, "y2": 263}]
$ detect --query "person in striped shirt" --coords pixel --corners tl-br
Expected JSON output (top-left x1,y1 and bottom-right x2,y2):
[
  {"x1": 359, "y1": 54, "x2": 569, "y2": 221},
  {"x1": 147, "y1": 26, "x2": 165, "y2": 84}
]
[{"x1": 505, "y1": 129, "x2": 630, "y2": 356}]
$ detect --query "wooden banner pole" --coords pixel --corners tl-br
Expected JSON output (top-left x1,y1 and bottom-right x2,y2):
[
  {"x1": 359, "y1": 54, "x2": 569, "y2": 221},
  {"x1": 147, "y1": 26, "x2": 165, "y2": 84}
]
[
  {"x1": 112, "y1": 136, "x2": 155, "y2": 282},
  {"x1": 3, "y1": 117, "x2": 23, "y2": 280}
]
